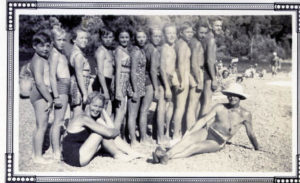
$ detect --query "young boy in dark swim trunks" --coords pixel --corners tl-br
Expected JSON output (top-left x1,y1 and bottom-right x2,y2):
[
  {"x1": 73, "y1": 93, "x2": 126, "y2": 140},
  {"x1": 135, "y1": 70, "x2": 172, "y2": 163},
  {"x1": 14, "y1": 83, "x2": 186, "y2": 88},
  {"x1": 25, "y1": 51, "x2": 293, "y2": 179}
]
[{"x1": 153, "y1": 83, "x2": 260, "y2": 164}]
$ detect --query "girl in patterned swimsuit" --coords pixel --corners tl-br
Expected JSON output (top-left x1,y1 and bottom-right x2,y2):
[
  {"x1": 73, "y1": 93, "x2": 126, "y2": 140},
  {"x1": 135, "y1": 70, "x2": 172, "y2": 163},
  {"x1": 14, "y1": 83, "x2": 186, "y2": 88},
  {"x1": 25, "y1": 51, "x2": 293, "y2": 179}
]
[
  {"x1": 69, "y1": 27, "x2": 91, "y2": 118},
  {"x1": 114, "y1": 27, "x2": 133, "y2": 135},
  {"x1": 127, "y1": 27, "x2": 148, "y2": 147}
]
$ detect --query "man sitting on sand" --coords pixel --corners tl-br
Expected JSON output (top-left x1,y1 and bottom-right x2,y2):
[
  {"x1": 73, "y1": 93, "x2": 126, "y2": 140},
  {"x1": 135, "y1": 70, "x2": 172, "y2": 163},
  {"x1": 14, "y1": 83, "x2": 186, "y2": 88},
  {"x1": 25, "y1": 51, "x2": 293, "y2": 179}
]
[{"x1": 152, "y1": 83, "x2": 260, "y2": 164}]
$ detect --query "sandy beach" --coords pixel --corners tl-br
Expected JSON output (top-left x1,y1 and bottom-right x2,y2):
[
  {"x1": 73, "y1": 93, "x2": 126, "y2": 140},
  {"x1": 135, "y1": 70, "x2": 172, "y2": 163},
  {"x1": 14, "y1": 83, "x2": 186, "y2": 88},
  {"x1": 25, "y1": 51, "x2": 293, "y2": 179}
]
[{"x1": 18, "y1": 72, "x2": 293, "y2": 174}]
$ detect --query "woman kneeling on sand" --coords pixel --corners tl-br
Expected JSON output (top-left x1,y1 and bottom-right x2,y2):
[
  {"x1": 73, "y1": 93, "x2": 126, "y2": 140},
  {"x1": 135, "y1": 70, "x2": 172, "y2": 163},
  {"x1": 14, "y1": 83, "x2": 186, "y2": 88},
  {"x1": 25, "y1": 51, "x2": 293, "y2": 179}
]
[{"x1": 61, "y1": 91, "x2": 144, "y2": 167}]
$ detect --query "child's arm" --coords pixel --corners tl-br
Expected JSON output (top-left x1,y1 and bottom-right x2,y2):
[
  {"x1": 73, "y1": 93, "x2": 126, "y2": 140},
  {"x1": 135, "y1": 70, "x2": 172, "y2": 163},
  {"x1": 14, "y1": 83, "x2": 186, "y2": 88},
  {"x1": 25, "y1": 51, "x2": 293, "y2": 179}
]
[
  {"x1": 191, "y1": 41, "x2": 204, "y2": 89},
  {"x1": 130, "y1": 48, "x2": 139, "y2": 101},
  {"x1": 150, "y1": 48, "x2": 160, "y2": 99},
  {"x1": 49, "y1": 51, "x2": 61, "y2": 107},
  {"x1": 114, "y1": 48, "x2": 123, "y2": 101},
  {"x1": 74, "y1": 54, "x2": 88, "y2": 103},
  {"x1": 206, "y1": 37, "x2": 217, "y2": 90},
  {"x1": 160, "y1": 45, "x2": 171, "y2": 100},
  {"x1": 176, "y1": 42, "x2": 188, "y2": 91},
  {"x1": 101, "y1": 109, "x2": 115, "y2": 128},
  {"x1": 95, "y1": 48, "x2": 110, "y2": 100}
]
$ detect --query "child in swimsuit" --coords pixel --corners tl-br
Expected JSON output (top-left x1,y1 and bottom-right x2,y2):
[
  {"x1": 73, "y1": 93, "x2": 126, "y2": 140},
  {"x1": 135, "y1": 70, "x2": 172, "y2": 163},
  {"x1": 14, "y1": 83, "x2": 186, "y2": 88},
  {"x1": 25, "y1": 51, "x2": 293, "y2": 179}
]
[
  {"x1": 69, "y1": 26, "x2": 91, "y2": 118},
  {"x1": 127, "y1": 27, "x2": 148, "y2": 147},
  {"x1": 143, "y1": 27, "x2": 164, "y2": 145},
  {"x1": 94, "y1": 26, "x2": 115, "y2": 117},
  {"x1": 29, "y1": 30, "x2": 53, "y2": 164},
  {"x1": 62, "y1": 92, "x2": 144, "y2": 167},
  {"x1": 49, "y1": 26, "x2": 71, "y2": 160},
  {"x1": 113, "y1": 27, "x2": 133, "y2": 135}
]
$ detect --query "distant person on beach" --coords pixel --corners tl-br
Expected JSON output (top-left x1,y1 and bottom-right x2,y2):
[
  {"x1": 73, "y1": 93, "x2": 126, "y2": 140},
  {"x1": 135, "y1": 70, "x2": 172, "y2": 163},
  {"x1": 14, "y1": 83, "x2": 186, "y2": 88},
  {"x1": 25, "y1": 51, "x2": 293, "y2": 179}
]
[
  {"x1": 49, "y1": 26, "x2": 71, "y2": 160},
  {"x1": 61, "y1": 92, "x2": 144, "y2": 167},
  {"x1": 152, "y1": 83, "x2": 260, "y2": 164},
  {"x1": 271, "y1": 52, "x2": 281, "y2": 76},
  {"x1": 29, "y1": 31, "x2": 53, "y2": 164}
]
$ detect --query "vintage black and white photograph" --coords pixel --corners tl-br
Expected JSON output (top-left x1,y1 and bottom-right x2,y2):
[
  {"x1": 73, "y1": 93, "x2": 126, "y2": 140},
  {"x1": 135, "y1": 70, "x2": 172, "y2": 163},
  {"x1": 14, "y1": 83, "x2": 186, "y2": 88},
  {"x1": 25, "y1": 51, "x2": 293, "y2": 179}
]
[{"x1": 16, "y1": 11, "x2": 295, "y2": 176}]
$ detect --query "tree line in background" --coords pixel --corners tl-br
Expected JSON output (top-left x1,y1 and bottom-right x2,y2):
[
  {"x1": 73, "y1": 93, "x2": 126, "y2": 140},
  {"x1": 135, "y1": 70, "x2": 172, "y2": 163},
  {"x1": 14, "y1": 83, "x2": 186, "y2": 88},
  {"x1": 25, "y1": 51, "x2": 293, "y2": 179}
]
[{"x1": 19, "y1": 15, "x2": 292, "y2": 63}]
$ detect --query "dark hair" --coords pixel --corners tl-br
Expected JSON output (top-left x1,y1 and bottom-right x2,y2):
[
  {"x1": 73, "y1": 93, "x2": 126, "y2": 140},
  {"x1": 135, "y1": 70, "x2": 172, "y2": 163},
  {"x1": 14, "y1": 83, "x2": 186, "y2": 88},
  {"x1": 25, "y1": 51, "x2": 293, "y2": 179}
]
[
  {"x1": 236, "y1": 76, "x2": 244, "y2": 82},
  {"x1": 195, "y1": 20, "x2": 210, "y2": 31},
  {"x1": 115, "y1": 26, "x2": 133, "y2": 41},
  {"x1": 99, "y1": 26, "x2": 114, "y2": 38},
  {"x1": 222, "y1": 70, "x2": 229, "y2": 75},
  {"x1": 133, "y1": 26, "x2": 148, "y2": 44},
  {"x1": 32, "y1": 30, "x2": 51, "y2": 47}
]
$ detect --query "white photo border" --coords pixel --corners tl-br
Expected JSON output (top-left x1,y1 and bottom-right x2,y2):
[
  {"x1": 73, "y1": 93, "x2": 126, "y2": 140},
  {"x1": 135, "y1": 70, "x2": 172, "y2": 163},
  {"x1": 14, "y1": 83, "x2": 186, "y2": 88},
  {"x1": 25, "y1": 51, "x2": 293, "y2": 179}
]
[{"x1": 5, "y1": 1, "x2": 300, "y2": 182}]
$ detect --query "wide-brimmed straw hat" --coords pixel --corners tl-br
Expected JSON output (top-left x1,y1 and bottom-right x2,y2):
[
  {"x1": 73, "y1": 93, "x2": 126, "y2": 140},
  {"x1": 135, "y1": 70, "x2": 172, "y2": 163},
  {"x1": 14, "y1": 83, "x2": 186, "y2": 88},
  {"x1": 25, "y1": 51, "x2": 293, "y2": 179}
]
[{"x1": 221, "y1": 83, "x2": 248, "y2": 100}]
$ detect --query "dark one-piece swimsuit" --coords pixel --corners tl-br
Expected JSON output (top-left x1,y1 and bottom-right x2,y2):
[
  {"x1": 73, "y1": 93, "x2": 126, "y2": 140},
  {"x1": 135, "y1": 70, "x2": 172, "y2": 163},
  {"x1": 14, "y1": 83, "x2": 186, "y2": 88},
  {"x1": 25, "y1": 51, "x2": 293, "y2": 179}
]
[{"x1": 62, "y1": 128, "x2": 91, "y2": 167}]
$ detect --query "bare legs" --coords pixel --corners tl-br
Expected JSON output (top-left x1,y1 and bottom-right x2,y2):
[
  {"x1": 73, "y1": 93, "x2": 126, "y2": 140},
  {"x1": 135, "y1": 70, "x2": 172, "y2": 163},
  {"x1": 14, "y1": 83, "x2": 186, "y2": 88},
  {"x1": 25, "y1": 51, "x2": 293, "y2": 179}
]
[
  {"x1": 139, "y1": 85, "x2": 153, "y2": 143},
  {"x1": 114, "y1": 97, "x2": 127, "y2": 135},
  {"x1": 79, "y1": 134, "x2": 142, "y2": 166},
  {"x1": 50, "y1": 94, "x2": 68, "y2": 158},
  {"x1": 127, "y1": 97, "x2": 141, "y2": 146},
  {"x1": 166, "y1": 128, "x2": 221, "y2": 160},
  {"x1": 32, "y1": 99, "x2": 50, "y2": 163},
  {"x1": 200, "y1": 80, "x2": 213, "y2": 116},
  {"x1": 172, "y1": 84, "x2": 189, "y2": 139},
  {"x1": 186, "y1": 87, "x2": 202, "y2": 130},
  {"x1": 79, "y1": 133, "x2": 104, "y2": 166},
  {"x1": 156, "y1": 85, "x2": 169, "y2": 144}
]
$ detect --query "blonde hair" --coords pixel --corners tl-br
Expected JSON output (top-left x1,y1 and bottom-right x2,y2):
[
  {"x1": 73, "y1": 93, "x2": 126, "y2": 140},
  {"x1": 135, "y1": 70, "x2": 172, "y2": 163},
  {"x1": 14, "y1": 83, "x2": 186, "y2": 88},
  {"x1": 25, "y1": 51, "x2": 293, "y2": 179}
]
[{"x1": 51, "y1": 26, "x2": 66, "y2": 41}]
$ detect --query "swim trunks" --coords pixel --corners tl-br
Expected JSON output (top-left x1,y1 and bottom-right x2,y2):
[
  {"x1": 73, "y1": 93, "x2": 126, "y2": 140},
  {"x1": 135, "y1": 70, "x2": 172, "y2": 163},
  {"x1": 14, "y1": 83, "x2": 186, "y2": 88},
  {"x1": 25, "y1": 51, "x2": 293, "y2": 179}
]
[
  {"x1": 207, "y1": 126, "x2": 229, "y2": 147},
  {"x1": 57, "y1": 78, "x2": 71, "y2": 95},
  {"x1": 30, "y1": 83, "x2": 52, "y2": 104}
]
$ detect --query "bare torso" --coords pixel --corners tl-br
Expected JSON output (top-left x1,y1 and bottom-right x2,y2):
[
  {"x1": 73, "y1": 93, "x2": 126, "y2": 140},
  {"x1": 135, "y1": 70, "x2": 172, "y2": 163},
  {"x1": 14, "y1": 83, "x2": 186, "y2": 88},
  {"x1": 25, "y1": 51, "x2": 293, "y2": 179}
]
[
  {"x1": 176, "y1": 39, "x2": 191, "y2": 83},
  {"x1": 52, "y1": 48, "x2": 70, "y2": 79},
  {"x1": 161, "y1": 43, "x2": 176, "y2": 76},
  {"x1": 95, "y1": 45, "x2": 114, "y2": 78},
  {"x1": 210, "y1": 104, "x2": 249, "y2": 139},
  {"x1": 31, "y1": 53, "x2": 51, "y2": 87},
  {"x1": 190, "y1": 38, "x2": 204, "y2": 67}
]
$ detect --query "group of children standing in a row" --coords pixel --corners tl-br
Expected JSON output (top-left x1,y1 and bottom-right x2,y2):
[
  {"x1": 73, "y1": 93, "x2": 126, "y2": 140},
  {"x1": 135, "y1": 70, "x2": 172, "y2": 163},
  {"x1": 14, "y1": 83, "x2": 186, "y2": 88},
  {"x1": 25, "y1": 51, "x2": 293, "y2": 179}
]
[{"x1": 22, "y1": 16, "x2": 224, "y2": 165}]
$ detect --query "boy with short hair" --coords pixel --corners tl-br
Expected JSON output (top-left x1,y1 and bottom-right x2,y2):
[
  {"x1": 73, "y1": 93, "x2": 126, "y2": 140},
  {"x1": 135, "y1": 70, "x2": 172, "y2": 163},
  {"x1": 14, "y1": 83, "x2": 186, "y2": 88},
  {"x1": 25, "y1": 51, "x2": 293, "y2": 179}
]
[{"x1": 29, "y1": 30, "x2": 53, "y2": 163}]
